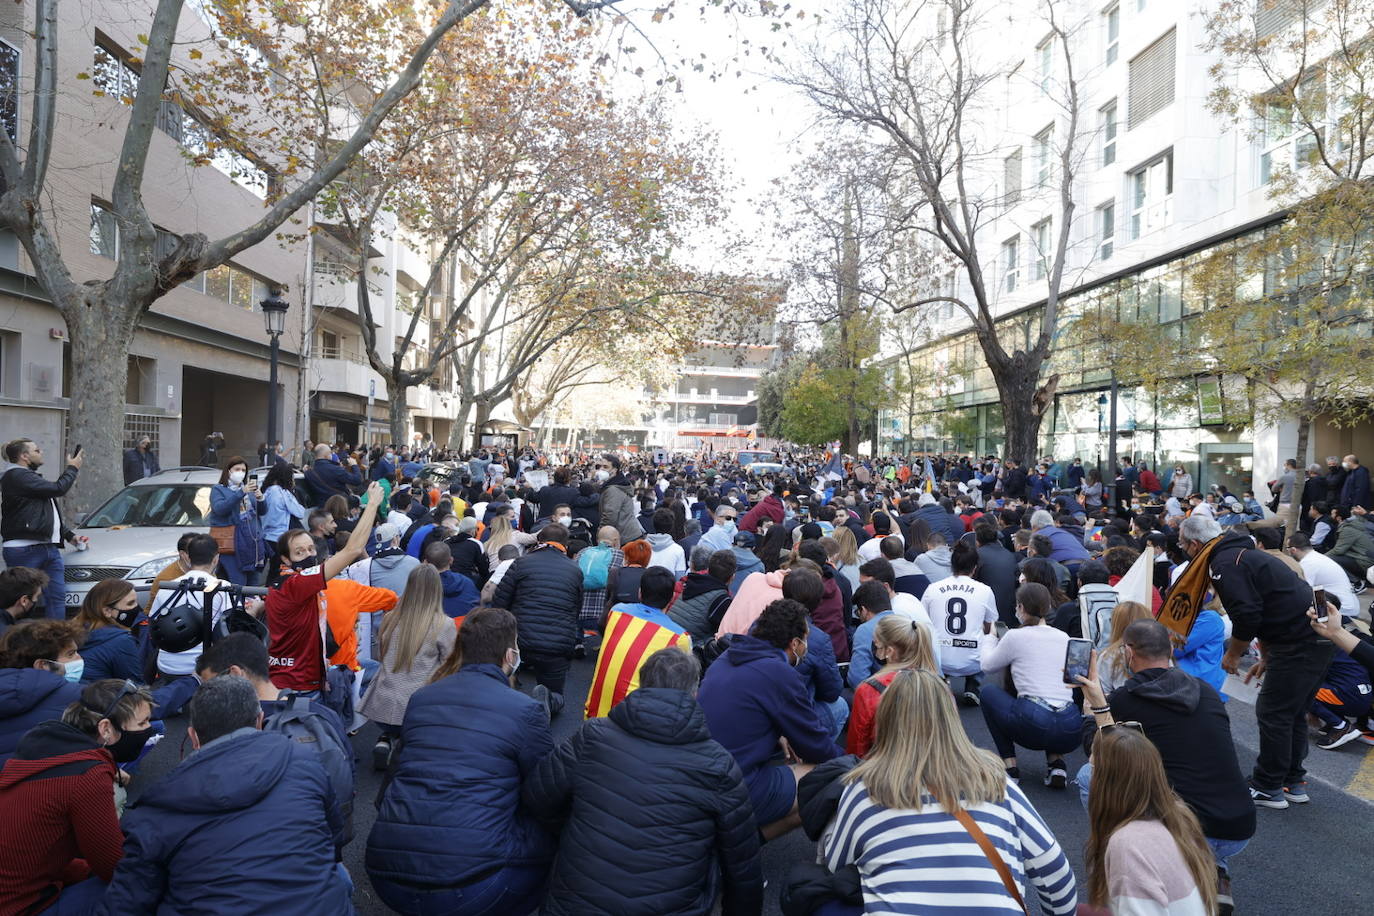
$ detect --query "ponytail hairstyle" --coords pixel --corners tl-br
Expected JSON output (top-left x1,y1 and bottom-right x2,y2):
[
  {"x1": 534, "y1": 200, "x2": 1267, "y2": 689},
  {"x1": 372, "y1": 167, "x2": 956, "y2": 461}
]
[
  {"x1": 873, "y1": 614, "x2": 939, "y2": 674},
  {"x1": 949, "y1": 539, "x2": 980, "y2": 577}
]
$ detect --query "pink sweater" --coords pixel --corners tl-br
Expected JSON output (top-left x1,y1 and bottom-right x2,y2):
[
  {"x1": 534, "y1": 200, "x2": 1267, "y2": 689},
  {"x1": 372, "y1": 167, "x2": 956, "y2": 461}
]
[
  {"x1": 715, "y1": 570, "x2": 786, "y2": 637},
  {"x1": 1105, "y1": 819, "x2": 1208, "y2": 915}
]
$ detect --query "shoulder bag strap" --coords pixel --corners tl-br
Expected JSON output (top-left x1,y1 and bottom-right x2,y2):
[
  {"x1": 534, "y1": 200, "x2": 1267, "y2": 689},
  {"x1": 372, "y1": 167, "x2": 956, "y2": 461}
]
[{"x1": 951, "y1": 807, "x2": 1028, "y2": 915}]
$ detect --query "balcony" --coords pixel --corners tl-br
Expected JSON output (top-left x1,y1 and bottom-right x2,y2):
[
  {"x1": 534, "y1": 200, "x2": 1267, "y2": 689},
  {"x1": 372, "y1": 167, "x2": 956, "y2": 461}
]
[
  {"x1": 661, "y1": 391, "x2": 756, "y2": 405},
  {"x1": 313, "y1": 353, "x2": 383, "y2": 400},
  {"x1": 681, "y1": 362, "x2": 769, "y2": 379},
  {"x1": 313, "y1": 258, "x2": 382, "y2": 327}
]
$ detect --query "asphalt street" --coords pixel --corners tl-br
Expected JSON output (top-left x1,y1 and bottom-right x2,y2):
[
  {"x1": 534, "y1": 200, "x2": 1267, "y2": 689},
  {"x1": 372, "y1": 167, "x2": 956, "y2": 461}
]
[{"x1": 343, "y1": 645, "x2": 1374, "y2": 916}]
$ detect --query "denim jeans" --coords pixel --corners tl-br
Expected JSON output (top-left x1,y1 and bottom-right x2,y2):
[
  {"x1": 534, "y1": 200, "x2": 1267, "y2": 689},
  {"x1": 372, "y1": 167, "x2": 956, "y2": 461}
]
[
  {"x1": 818, "y1": 695, "x2": 850, "y2": 743},
  {"x1": 3, "y1": 544, "x2": 65, "y2": 619},
  {"x1": 51, "y1": 876, "x2": 107, "y2": 914},
  {"x1": 1076, "y1": 762, "x2": 1249, "y2": 875},
  {"x1": 370, "y1": 864, "x2": 545, "y2": 916},
  {"x1": 1253, "y1": 638, "x2": 1336, "y2": 791},
  {"x1": 980, "y1": 683, "x2": 1082, "y2": 760}
]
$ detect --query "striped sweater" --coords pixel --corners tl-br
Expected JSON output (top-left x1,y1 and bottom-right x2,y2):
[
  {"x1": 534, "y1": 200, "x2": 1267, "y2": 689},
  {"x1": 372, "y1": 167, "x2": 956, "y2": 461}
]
[{"x1": 824, "y1": 777, "x2": 1078, "y2": 915}]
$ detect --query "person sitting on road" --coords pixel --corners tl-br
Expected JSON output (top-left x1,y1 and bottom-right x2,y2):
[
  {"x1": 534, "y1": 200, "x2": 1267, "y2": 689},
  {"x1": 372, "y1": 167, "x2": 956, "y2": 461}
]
[
  {"x1": 95, "y1": 676, "x2": 351, "y2": 915},
  {"x1": 584, "y1": 567, "x2": 689, "y2": 719},
  {"x1": 366, "y1": 607, "x2": 554, "y2": 916},
  {"x1": 979, "y1": 583, "x2": 1080, "y2": 789},
  {"x1": 72, "y1": 580, "x2": 146, "y2": 684},
  {"x1": 1083, "y1": 727, "x2": 1218, "y2": 916},
  {"x1": 524, "y1": 648, "x2": 763, "y2": 916},
  {"x1": 0, "y1": 619, "x2": 85, "y2": 765},
  {"x1": 846, "y1": 615, "x2": 938, "y2": 758},
  {"x1": 1076, "y1": 620, "x2": 1254, "y2": 913},
  {"x1": 698, "y1": 598, "x2": 842, "y2": 841},
  {"x1": 0, "y1": 678, "x2": 151, "y2": 914},
  {"x1": 668, "y1": 546, "x2": 735, "y2": 645},
  {"x1": 845, "y1": 580, "x2": 894, "y2": 687},
  {"x1": 824, "y1": 667, "x2": 1078, "y2": 915}
]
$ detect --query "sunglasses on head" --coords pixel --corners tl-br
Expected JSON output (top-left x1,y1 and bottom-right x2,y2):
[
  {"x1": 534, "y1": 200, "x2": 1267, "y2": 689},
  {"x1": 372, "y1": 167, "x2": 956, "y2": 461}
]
[{"x1": 87, "y1": 679, "x2": 140, "y2": 721}]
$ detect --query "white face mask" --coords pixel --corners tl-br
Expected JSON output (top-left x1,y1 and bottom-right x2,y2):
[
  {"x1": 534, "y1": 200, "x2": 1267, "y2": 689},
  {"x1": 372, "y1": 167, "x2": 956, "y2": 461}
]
[
  {"x1": 595, "y1": 469, "x2": 610, "y2": 484},
  {"x1": 555, "y1": 515, "x2": 571, "y2": 525},
  {"x1": 229, "y1": 470, "x2": 246, "y2": 486}
]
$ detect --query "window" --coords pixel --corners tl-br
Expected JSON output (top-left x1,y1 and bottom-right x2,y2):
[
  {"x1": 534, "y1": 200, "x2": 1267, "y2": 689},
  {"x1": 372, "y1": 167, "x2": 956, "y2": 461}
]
[
  {"x1": 0, "y1": 39, "x2": 19, "y2": 144},
  {"x1": 1101, "y1": 101, "x2": 1118, "y2": 166},
  {"x1": 1130, "y1": 150, "x2": 1173, "y2": 238},
  {"x1": 91, "y1": 40, "x2": 273, "y2": 198},
  {"x1": 1256, "y1": 0, "x2": 1302, "y2": 39},
  {"x1": 1004, "y1": 149, "x2": 1022, "y2": 204},
  {"x1": 1002, "y1": 236, "x2": 1021, "y2": 293},
  {"x1": 1258, "y1": 82, "x2": 1324, "y2": 185},
  {"x1": 1104, "y1": 5, "x2": 1120, "y2": 66},
  {"x1": 1034, "y1": 125, "x2": 1054, "y2": 187},
  {"x1": 1098, "y1": 201, "x2": 1115, "y2": 260},
  {"x1": 1128, "y1": 28, "x2": 1176, "y2": 129},
  {"x1": 321, "y1": 330, "x2": 341, "y2": 359},
  {"x1": 1032, "y1": 219, "x2": 1052, "y2": 281},
  {"x1": 90, "y1": 202, "x2": 118, "y2": 259},
  {"x1": 92, "y1": 42, "x2": 139, "y2": 101},
  {"x1": 1037, "y1": 38, "x2": 1053, "y2": 94}
]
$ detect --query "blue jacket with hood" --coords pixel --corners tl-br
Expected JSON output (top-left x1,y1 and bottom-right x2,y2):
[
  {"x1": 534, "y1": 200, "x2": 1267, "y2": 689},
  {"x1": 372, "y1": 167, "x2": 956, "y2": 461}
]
[
  {"x1": 439, "y1": 569, "x2": 480, "y2": 619},
  {"x1": 697, "y1": 635, "x2": 841, "y2": 804},
  {"x1": 79, "y1": 625, "x2": 144, "y2": 684},
  {"x1": 0, "y1": 669, "x2": 81, "y2": 765},
  {"x1": 95, "y1": 728, "x2": 351, "y2": 915}
]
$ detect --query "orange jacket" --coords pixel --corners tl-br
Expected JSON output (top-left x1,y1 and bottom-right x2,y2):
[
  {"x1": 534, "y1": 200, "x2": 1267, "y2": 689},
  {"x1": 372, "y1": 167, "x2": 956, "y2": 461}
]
[{"x1": 325, "y1": 578, "x2": 398, "y2": 670}]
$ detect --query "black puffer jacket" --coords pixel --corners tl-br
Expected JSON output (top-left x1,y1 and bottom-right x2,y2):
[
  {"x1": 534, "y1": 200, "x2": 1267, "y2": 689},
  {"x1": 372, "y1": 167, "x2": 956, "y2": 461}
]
[
  {"x1": 523, "y1": 687, "x2": 762, "y2": 916},
  {"x1": 492, "y1": 544, "x2": 584, "y2": 656}
]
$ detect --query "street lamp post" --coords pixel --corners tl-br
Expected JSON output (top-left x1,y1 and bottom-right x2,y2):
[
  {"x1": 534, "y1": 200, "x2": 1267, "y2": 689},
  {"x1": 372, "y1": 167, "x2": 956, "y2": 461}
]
[{"x1": 260, "y1": 289, "x2": 290, "y2": 457}]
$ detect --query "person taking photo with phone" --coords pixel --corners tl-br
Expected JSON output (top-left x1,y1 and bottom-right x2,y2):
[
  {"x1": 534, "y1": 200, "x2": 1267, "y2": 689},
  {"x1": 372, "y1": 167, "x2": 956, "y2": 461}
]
[
  {"x1": 979, "y1": 582, "x2": 1082, "y2": 789},
  {"x1": 1, "y1": 439, "x2": 83, "y2": 620}
]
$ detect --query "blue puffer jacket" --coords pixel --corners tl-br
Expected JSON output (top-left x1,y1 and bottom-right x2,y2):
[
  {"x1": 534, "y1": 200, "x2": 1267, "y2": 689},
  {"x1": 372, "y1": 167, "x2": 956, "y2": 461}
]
[
  {"x1": 523, "y1": 687, "x2": 763, "y2": 916},
  {"x1": 366, "y1": 664, "x2": 554, "y2": 889},
  {"x1": 794, "y1": 622, "x2": 842, "y2": 706},
  {"x1": 0, "y1": 669, "x2": 81, "y2": 765},
  {"x1": 492, "y1": 546, "x2": 584, "y2": 656},
  {"x1": 95, "y1": 729, "x2": 351, "y2": 915},
  {"x1": 79, "y1": 625, "x2": 144, "y2": 684}
]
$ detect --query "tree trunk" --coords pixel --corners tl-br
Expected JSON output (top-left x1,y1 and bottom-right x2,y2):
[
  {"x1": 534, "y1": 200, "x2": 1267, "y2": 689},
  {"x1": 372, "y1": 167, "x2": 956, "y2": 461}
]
[
  {"x1": 64, "y1": 294, "x2": 138, "y2": 515},
  {"x1": 470, "y1": 399, "x2": 493, "y2": 451},
  {"x1": 1295, "y1": 412, "x2": 1312, "y2": 471},
  {"x1": 386, "y1": 379, "x2": 409, "y2": 447},
  {"x1": 993, "y1": 356, "x2": 1057, "y2": 466}
]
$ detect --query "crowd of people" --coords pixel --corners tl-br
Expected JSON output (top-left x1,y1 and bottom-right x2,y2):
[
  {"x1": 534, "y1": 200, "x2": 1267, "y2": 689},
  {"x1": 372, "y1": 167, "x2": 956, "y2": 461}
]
[{"x1": 0, "y1": 436, "x2": 1372, "y2": 915}]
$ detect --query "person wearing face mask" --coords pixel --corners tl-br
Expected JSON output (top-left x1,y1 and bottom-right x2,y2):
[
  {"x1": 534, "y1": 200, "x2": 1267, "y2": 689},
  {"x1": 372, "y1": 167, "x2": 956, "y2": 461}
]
[
  {"x1": 367, "y1": 607, "x2": 555, "y2": 916},
  {"x1": 206, "y1": 457, "x2": 267, "y2": 586},
  {"x1": 698, "y1": 504, "x2": 739, "y2": 554},
  {"x1": 0, "y1": 677, "x2": 153, "y2": 914},
  {"x1": 698, "y1": 598, "x2": 843, "y2": 842},
  {"x1": 372, "y1": 445, "x2": 398, "y2": 483},
  {"x1": 95, "y1": 676, "x2": 352, "y2": 915},
  {"x1": 1339, "y1": 454, "x2": 1372, "y2": 511},
  {"x1": 0, "y1": 620, "x2": 86, "y2": 765},
  {"x1": 0, "y1": 566, "x2": 48, "y2": 639},
  {"x1": 73, "y1": 581, "x2": 147, "y2": 684},
  {"x1": 598, "y1": 456, "x2": 644, "y2": 544}
]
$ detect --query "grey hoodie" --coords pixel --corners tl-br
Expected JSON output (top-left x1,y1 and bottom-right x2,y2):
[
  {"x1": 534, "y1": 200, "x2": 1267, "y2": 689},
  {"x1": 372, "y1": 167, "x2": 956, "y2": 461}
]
[
  {"x1": 345, "y1": 548, "x2": 419, "y2": 596},
  {"x1": 915, "y1": 546, "x2": 952, "y2": 583}
]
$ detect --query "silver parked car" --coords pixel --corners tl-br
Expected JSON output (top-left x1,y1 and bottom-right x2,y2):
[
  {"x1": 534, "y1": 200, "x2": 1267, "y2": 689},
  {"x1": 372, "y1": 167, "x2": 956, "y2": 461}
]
[{"x1": 62, "y1": 466, "x2": 315, "y2": 609}]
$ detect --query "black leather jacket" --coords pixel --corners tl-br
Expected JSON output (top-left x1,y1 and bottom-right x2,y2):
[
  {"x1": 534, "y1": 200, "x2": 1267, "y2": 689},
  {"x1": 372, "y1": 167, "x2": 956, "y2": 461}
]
[{"x1": 1, "y1": 464, "x2": 78, "y2": 543}]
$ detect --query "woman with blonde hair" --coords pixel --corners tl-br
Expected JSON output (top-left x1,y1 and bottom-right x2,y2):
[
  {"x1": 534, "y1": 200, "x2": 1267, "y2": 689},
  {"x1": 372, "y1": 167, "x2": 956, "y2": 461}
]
[
  {"x1": 1097, "y1": 601, "x2": 1153, "y2": 696},
  {"x1": 825, "y1": 668, "x2": 1078, "y2": 914},
  {"x1": 483, "y1": 509, "x2": 536, "y2": 559},
  {"x1": 828, "y1": 527, "x2": 861, "y2": 591},
  {"x1": 846, "y1": 615, "x2": 939, "y2": 757},
  {"x1": 1085, "y1": 728, "x2": 1216, "y2": 915},
  {"x1": 360, "y1": 564, "x2": 457, "y2": 770}
]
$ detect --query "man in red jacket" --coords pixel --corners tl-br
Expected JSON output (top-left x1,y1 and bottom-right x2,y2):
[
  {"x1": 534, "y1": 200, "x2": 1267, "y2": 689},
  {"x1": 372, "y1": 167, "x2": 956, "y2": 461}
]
[{"x1": 738, "y1": 484, "x2": 785, "y2": 534}]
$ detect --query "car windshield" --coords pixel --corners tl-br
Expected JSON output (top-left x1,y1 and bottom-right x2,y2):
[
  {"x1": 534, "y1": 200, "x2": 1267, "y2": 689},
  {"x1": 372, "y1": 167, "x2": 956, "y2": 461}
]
[{"x1": 83, "y1": 485, "x2": 214, "y2": 528}]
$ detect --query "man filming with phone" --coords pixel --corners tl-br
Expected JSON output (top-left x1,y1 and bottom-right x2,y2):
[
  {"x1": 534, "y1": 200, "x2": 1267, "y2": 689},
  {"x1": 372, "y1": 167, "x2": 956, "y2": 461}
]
[{"x1": 1, "y1": 439, "x2": 83, "y2": 619}]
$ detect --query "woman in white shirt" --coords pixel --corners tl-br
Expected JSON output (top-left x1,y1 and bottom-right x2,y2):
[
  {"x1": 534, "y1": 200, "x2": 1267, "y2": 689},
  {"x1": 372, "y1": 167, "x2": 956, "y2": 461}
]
[
  {"x1": 1085, "y1": 727, "x2": 1215, "y2": 916},
  {"x1": 979, "y1": 582, "x2": 1082, "y2": 789}
]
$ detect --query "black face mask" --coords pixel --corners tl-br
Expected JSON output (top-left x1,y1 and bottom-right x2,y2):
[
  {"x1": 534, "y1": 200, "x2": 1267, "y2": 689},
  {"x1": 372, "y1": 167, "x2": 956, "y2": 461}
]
[
  {"x1": 292, "y1": 554, "x2": 320, "y2": 571},
  {"x1": 108, "y1": 725, "x2": 154, "y2": 763},
  {"x1": 115, "y1": 606, "x2": 139, "y2": 628}
]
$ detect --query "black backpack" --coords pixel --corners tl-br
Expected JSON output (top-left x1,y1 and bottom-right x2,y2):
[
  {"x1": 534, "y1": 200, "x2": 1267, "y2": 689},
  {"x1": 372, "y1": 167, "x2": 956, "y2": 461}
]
[{"x1": 262, "y1": 693, "x2": 355, "y2": 850}]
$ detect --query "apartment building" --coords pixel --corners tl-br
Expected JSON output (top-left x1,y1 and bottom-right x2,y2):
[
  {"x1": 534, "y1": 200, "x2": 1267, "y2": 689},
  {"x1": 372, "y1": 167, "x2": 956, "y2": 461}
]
[
  {"x1": 877, "y1": 0, "x2": 1374, "y2": 493},
  {"x1": 0, "y1": 1, "x2": 481, "y2": 474}
]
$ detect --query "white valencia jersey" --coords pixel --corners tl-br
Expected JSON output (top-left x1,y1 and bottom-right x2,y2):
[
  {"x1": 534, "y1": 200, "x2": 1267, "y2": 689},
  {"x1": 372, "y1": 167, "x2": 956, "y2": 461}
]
[{"x1": 922, "y1": 575, "x2": 999, "y2": 676}]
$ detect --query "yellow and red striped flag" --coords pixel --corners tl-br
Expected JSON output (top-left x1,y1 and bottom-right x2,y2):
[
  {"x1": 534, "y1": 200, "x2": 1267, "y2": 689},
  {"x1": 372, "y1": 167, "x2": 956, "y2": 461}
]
[{"x1": 585, "y1": 604, "x2": 690, "y2": 719}]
